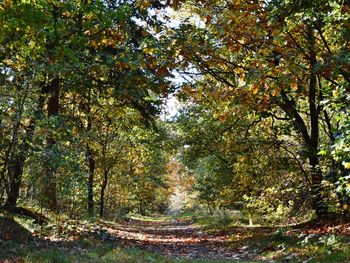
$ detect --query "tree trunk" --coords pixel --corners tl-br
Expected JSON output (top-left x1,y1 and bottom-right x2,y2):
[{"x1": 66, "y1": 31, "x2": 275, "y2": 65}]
[
  {"x1": 3, "y1": 85, "x2": 45, "y2": 212},
  {"x1": 99, "y1": 169, "x2": 109, "y2": 218},
  {"x1": 309, "y1": 155, "x2": 327, "y2": 216},
  {"x1": 86, "y1": 144, "x2": 95, "y2": 217},
  {"x1": 43, "y1": 77, "x2": 60, "y2": 211},
  {"x1": 307, "y1": 24, "x2": 328, "y2": 217},
  {"x1": 280, "y1": 94, "x2": 327, "y2": 217},
  {"x1": 4, "y1": 158, "x2": 24, "y2": 211},
  {"x1": 277, "y1": 25, "x2": 328, "y2": 218}
]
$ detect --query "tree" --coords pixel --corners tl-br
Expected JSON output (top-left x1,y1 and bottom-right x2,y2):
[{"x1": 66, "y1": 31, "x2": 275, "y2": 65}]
[
  {"x1": 0, "y1": 0, "x2": 177, "y2": 217},
  {"x1": 173, "y1": 99, "x2": 306, "y2": 219},
  {"x1": 171, "y1": 0, "x2": 350, "y2": 217}
]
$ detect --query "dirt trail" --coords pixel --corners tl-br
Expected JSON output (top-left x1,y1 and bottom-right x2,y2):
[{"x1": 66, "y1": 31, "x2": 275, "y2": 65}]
[{"x1": 105, "y1": 219, "x2": 253, "y2": 261}]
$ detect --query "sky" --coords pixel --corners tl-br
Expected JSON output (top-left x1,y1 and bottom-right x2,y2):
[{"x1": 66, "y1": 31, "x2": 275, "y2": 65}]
[{"x1": 161, "y1": 94, "x2": 180, "y2": 120}]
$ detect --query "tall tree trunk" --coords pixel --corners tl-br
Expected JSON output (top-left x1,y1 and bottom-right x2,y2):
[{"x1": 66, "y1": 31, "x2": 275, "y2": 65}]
[
  {"x1": 4, "y1": 158, "x2": 24, "y2": 211},
  {"x1": 85, "y1": 85, "x2": 95, "y2": 217},
  {"x1": 281, "y1": 25, "x2": 328, "y2": 217},
  {"x1": 307, "y1": 24, "x2": 328, "y2": 217},
  {"x1": 43, "y1": 77, "x2": 60, "y2": 211},
  {"x1": 1, "y1": 89, "x2": 27, "y2": 210},
  {"x1": 309, "y1": 155, "x2": 327, "y2": 216},
  {"x1": 280, "y1": 94, "x2": 327, "y2": 217},
  {"x1": 278, "y1": 25, "x2": 328, "y2": 218},
  {"x1": 86, "y1": 144, "x2": 95, "y2": 217},
  {"x1": 99, "y1": 168, "x2": 109, "y2": 218},
  {"x1": 2, "y1": 84, "x2": 45, "y2": 212}
]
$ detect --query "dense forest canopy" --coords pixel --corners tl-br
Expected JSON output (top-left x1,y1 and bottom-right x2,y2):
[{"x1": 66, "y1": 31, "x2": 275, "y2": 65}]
[{"x1": 0, "y1": 0, "x2": 349, "y2": 224}]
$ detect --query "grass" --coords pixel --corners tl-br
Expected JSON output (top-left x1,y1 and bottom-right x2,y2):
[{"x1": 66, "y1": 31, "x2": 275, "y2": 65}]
[
  {"x1": 191, "y1": 211, "x2": 247, "y2": 232},
  {"x1": 127, "y1": 212, "x2": 198, "y2": 223},
  {"x1": 308, "y1": 249, "x2": 350, "y2": 263},
  {"x1": 128, "y1": 214, "x2": 172, "y2": 222}
]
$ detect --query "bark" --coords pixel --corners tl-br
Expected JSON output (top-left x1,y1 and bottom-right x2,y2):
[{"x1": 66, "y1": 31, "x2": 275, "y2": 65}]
[
  {"x1": 86, "y1": 144, "x2": 95, "y2": 217},
  {"x1": 278, "y1": 25, "x2": 328, "y2": 217},
  {"x1": 40, "y1": 0, "x2": 62, "y2": 212},
  {"x1": 1, "y1": 89, "x2": 28, "y2": 209},
  {"x1": 43, "y1": 77, "x2": 60, "y2": 211},
  {"x1": 99, "y1": 168, "x2": 109, "y2": 217},
  {"x1": 279, "y1": 94, "x2": 327, "y2": 216},
  {"x1": 85, "y1": 86, "x2": 95, "y2": 217},
  {"x1": 307, "y1": 25, "x2": 328, "y2": 217},
  {"x1": 3, "y1": 84, "x2": 45, "y2": 212},
  {"x1": 4, "y1": 158, "x2": 24, "y2": 211}
]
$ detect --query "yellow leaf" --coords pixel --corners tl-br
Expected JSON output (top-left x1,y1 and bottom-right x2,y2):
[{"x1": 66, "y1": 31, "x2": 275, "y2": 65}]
[
  {"x1": 342, "y1": 162, "x2": 350, "y2": 169},
  {"x1": 251, "y1": 84, "x2": 259, "y2": 94},
  {"x1": 144, "y1": 47, "x2": 154, "y2": 55},
  {"x1": 289, "y1": 247, "x2": 298, "y2": 253},
  {"x1": 218, "y1": 114, "x2": 227, "y2": 122},
  {"x1": 136, "y1": 0, "x2": 151, "y2": 8},
  {"x1": 271, "y1": 89, "x2": 279, "y2": 97},
  {"x1": 291, "y1": 82, "x2": 298, "y2": 90}
]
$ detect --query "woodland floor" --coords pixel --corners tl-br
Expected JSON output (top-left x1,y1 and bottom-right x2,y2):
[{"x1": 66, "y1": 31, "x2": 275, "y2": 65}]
[
  {"x1": 106, "y1": 218, "x2": 251, "y2": 261},
  {"x1": 1, "y1": 214, "x2": 350, "y2": 262}
]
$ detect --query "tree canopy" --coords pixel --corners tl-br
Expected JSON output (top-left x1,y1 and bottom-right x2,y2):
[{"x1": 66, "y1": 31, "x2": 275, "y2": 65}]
[{"x1": 0, "y1": 0, "x2": 349, "y2": 226}]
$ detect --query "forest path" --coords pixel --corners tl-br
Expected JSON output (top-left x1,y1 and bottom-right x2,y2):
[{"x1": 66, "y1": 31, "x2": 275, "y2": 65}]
[{"x1": 105, "y1": 217, "x2": 255, "y2": 261}]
